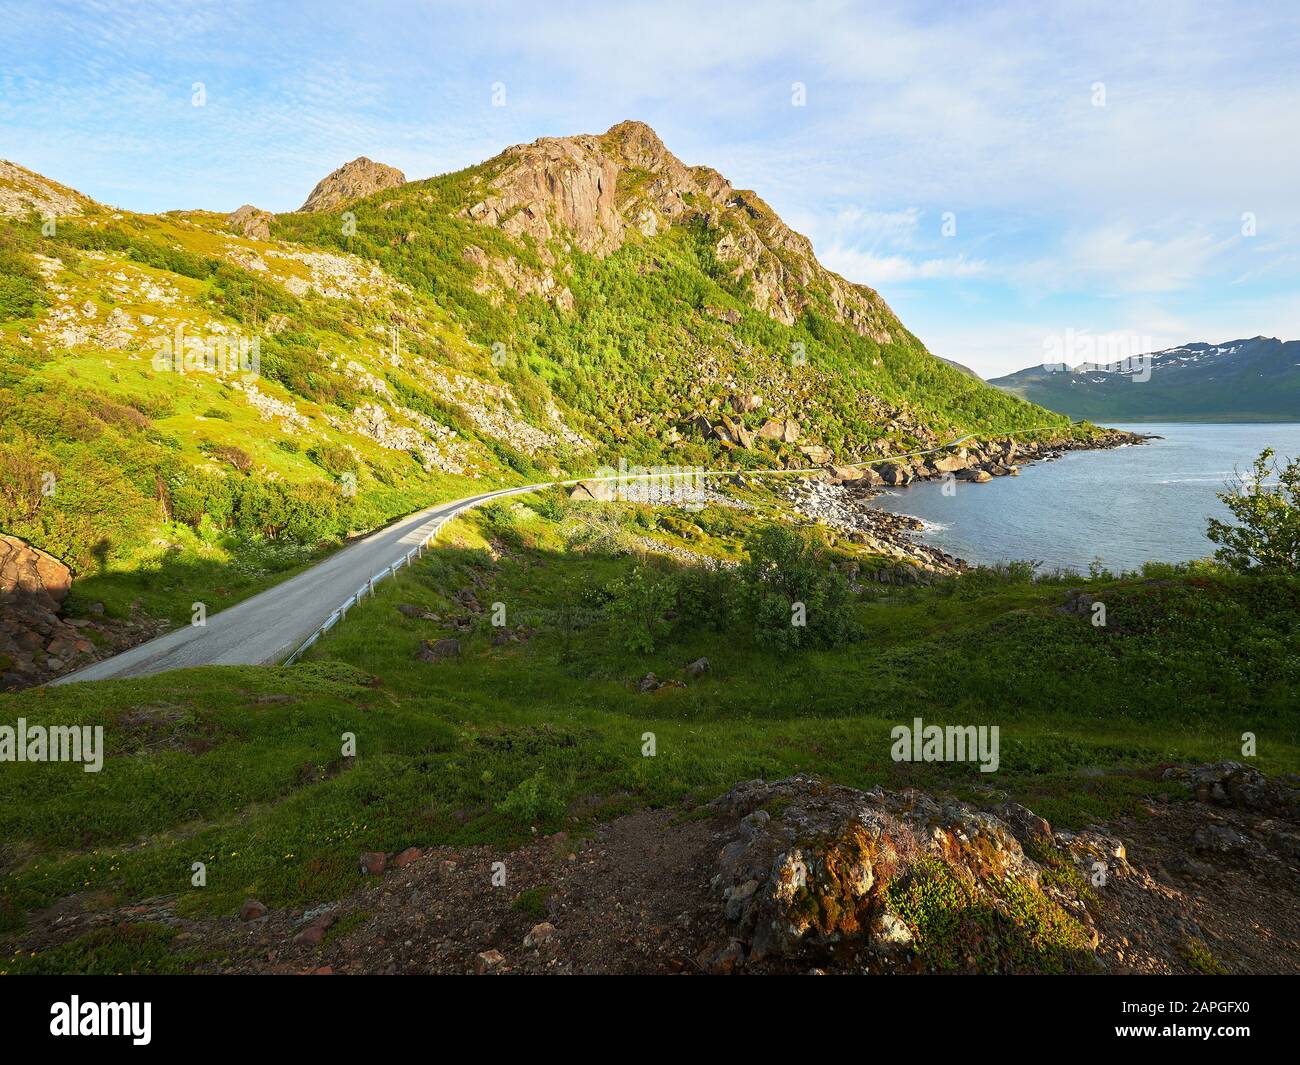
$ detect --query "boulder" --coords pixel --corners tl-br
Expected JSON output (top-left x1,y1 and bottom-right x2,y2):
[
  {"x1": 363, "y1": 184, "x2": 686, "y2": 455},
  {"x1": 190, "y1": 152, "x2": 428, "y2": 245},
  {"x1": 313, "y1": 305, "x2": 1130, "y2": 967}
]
[
  {"x1": 524, "y1": 922, "x2": 556, "y2": 948},
  {"x1": 417, "y1": 638, "x2": 461, "y2": 663},
  {"x1": 798, "y1": 445, "x2": 832, "y2": 464},
  {"x1": 397, "y1": 603, "x2": 438, "y2": 620},
  {"x1": 685, "y1": 656, "x2": 711, "y2": 679},
  {"x1": 0, "y1": 534, "x2": 72, "y2": 603},
  {"x1": 931, "y1": 452, "x2": 969, "y2": 474},
  {"x1": 874, "y1": 462, "x2": 911, "y2": 486},
  {"x1": 955, "y1": 468, "x2": 992, "y2": 483},
  {"x1": 707, "y1": 775, "x2": 1098, "y2": 969},
  {"x1": 239, "y1": 899, "x2": 268, "y2": 922}
]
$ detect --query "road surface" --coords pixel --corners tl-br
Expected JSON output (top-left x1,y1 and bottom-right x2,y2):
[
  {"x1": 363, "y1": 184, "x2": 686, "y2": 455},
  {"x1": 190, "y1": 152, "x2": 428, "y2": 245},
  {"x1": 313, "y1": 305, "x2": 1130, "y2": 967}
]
[{"x1": 51, "y1": 484, "x2": 537, "y2": 684}]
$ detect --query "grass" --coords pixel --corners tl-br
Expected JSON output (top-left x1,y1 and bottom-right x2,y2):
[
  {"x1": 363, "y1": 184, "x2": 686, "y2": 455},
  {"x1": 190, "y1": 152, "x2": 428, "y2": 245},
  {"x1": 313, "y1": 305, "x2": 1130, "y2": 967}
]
[{"x1": 0, "y1": 491, "x2": 1295, "y2": 973}]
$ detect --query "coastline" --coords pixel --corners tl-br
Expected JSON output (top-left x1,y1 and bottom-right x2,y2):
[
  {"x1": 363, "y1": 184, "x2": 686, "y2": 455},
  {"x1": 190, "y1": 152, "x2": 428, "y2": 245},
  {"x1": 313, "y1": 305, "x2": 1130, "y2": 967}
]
[{"x1": 787, "y1": 428, "x2": 1152, "y2": 578}]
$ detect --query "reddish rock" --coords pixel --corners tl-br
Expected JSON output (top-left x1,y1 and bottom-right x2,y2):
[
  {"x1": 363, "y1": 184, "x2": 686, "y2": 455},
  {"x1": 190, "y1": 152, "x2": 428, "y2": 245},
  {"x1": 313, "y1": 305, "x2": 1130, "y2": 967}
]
[
  {"x1": 474, "y1": 949, "x2": 506, "y2": 974},
  {"x1": 294, "y1": 914, "x2": 336, "y2": 946},
  {"x1": 393, "y1": 846, "x2": 422, "y2": 868},
  {"x1": 239, "y1": 899, "x2": 268, "y2": 922},
  {"x1": 359, "y1": 851, "x2": 387, "y2": 876},
  {"x1": 0, "y1": 534, "x2": 72, "y2": 602}
]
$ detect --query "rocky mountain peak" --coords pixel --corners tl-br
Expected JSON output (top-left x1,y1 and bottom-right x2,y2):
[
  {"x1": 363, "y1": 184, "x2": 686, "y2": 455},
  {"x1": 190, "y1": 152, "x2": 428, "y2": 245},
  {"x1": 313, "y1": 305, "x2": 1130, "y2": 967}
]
[
  {"x1": 227, "y1": 203, "x2": 273, "y2": 240},
  {"x1": 298, "y1": 156, "x2": 406, "y2": 213},
  {"x1": 462, "y1": 121, "x2": 898, "y2": 342}
]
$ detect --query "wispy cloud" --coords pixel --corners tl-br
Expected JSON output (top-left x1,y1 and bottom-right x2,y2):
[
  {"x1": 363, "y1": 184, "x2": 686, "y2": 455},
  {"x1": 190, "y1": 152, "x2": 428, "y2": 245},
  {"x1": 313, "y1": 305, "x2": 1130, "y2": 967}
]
[{"x1": 2, "y1": 0, "x2": 1297, "y2": 374}]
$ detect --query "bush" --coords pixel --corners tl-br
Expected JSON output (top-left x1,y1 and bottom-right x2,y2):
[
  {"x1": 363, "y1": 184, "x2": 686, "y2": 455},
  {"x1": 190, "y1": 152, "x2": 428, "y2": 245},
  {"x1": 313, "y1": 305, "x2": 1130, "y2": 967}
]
[
  {"x1": 605, "y1": 563, "x2": 676, "y2": 653},
  {"x1": 738, "y1": 525, "x2": 858, "y2": 650},
  {"x1": 1207, "y1": 448, "x2": 1300, "y2": 573},
  {"x1": 496, "y1": 771, "x2": 566, "y2": 826}
]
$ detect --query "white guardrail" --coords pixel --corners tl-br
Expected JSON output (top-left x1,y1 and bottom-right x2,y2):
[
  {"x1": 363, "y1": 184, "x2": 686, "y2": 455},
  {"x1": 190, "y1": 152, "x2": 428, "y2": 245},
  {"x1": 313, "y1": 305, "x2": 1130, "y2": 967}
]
[
  {"x1": 282, "y1": 516, "x2": 450, "y2": 665},
  {"x1": 280, "y1": 483, "x2": 541, "y2": 666},
  {"x1": 281, "y1": 422, "x2": 1074, "y2": 666}
]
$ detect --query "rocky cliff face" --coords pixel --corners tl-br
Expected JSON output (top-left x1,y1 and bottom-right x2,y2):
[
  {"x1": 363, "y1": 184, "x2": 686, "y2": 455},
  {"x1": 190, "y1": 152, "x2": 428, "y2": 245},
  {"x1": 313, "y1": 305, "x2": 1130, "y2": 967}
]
[
  {"x1": 299, "y1": 156, "x2": 406, "y2": 213},
  {"x1": 464, "y1": 120, "x2": 900, "y2": 343}
]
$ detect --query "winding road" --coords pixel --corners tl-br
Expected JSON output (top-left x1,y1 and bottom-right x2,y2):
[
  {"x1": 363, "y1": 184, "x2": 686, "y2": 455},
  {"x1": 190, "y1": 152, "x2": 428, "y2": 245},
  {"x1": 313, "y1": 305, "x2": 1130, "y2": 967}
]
[{"x1": 51, "y1": 424, "x2": 1067, "y2": 684}]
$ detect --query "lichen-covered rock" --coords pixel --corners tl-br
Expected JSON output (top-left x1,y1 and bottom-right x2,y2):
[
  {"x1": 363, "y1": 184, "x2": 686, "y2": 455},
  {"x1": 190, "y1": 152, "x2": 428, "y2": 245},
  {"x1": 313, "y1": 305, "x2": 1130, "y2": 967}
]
[{"x1": 708, "y1": 775, "x2": 1098, "y2": 972}]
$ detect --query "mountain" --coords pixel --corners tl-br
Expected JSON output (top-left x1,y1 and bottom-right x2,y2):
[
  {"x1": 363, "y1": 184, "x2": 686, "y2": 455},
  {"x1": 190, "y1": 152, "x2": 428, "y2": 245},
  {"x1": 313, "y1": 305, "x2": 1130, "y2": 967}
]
[
  {"x1": 990, "y1": 337, "x2": 1300, "y2": 422},
  {"x1": 298, "y1": 156, "x2": 406, "y2": 212},
  {"x1": 0, "y1": 122, "x2": 1081, "y2": 623}
]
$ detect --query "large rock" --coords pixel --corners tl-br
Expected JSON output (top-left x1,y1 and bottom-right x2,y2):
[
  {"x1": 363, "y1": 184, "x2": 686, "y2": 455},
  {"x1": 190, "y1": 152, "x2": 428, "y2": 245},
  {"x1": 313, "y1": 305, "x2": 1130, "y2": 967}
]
[
  {"x1": 299, "y1": 157, "x2": 406, "y2": 213},
  {"x1": 798, "y1": 444, "x2": 832, "y2": 465},
  {"x1": 931, "y1": 451, "x2": 969, "y2": 474},
  {"x1": 228, "y1": 204, "x2": 273, "y2": 240},
  {"x1": 874, "y1": 462, "x2": 911, "y2": 486},
  {"x1": 0, "y1": 535, "x2": 71, "y2": 603},
  {"x1": 707, "y1": 775, "x2": 1098, "y2": 970}
]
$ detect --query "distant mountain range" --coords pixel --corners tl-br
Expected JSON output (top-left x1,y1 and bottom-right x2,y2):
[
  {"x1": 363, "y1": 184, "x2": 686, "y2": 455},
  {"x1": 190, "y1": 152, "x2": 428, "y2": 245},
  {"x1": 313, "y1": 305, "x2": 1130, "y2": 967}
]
[{"x1": 990, "y1": 337, "x2": 1300, "y2": 422}]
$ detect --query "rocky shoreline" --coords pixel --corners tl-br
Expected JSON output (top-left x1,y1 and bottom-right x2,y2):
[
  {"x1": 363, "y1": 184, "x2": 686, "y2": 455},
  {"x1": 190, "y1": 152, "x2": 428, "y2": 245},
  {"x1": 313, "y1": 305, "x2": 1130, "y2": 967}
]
[{"x1": 785, "y1": 429, "x2": 1150, "y2": 578}]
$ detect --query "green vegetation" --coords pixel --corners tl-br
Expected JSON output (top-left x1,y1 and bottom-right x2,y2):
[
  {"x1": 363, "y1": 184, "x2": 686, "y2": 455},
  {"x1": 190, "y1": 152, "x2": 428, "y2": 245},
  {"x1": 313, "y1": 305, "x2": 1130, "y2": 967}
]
[
  {"x1": 886, "y1": 857, "x2": 1095, "y2": 974},
  {"x1": 2, "y1": 491, "x2": 1295, "y2": 973},
  {"x1": 1, "y1": 135, "x2": 1082, "y2": 627},
  {"x1": 1207, "y1": 447, "x2": 1300, "y2": 573}
]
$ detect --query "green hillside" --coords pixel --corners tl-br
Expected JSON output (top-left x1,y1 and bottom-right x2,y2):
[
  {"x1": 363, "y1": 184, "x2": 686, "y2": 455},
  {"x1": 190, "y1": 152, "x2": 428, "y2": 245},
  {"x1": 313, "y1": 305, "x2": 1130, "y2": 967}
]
[{"x1": 0, "y1": 124, "x2": 1076, "y2": 619}]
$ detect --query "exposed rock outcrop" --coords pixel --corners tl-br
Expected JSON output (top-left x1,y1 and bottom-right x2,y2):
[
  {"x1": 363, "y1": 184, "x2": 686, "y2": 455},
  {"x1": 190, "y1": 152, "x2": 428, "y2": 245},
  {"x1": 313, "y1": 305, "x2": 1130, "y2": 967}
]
[
  {"x1": 228, "y1": 204, "x2": 273, "y2": 240},
  {"x1": 299, "y1": 156, "x2": 406, "y2": 213},
  {"x1": 464, "y1": 120, "x2": 903, "y2": 342},
  {"x1": 0, "y1": 159, "x2": 92, "y2": 219},
  {"x1": 0, "y1": 534, "x2": 72, "y2": 603},
  {"x1": 706, "y1": 775, "x2": 1101, "y2": 972}
]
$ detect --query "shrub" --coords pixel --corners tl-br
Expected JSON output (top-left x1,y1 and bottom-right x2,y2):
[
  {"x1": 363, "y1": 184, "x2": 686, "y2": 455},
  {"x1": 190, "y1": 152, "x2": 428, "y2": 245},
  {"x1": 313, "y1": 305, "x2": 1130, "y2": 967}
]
[
  {"x1": 1207, "y1": 447, "x2": 1300, "y2": 573},
  {"x1": 605, "y1": 563, "x2": 676, "y2": 653},
  {"x1": 496, "y1": 771, "x2": 566, "y2": 826},
  {"x1": 738, "y1": 524, "x2": 857, "y2": 649}
]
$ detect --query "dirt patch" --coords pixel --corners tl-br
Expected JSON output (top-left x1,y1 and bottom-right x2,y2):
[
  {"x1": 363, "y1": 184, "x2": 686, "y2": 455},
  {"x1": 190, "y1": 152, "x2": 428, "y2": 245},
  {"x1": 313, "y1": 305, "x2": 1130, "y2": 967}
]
[{"x1": 7, "y1": 766, "x2": 1298, "y2": 975}]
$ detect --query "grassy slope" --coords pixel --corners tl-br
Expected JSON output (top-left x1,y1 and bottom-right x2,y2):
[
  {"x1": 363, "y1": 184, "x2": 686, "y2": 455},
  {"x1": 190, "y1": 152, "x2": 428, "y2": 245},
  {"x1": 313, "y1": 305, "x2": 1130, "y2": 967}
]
[
  {"x1": 2, "y1": 143, "x2": 1082, "y2": 624},
  {"x1": 3, "y1": 490, "x2": 1296, "y2": 971}
]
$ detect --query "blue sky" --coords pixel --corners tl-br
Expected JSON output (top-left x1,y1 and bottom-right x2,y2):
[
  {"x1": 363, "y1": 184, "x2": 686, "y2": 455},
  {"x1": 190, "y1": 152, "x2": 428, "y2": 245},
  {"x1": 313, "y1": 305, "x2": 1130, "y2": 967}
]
[{"x1": 3, "y1": 0, "x2": 1298, "y2": 376}]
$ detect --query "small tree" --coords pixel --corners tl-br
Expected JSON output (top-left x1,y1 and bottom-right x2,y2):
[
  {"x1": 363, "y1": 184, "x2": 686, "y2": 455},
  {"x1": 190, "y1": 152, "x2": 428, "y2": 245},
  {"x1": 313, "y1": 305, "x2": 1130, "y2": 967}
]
[
  {"x1": 1206, "y1": 447, "x2": 1300, "y2": 573},
  {"x1": 605, "y1": 563, "x2": 676, "y2": 654}
]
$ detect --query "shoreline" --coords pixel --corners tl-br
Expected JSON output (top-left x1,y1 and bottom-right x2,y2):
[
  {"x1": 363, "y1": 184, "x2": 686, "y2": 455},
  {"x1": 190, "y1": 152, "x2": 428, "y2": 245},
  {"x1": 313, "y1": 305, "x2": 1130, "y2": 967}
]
[{"x1": 787, "y1": 429, "x2": 1152, "y2": 578}]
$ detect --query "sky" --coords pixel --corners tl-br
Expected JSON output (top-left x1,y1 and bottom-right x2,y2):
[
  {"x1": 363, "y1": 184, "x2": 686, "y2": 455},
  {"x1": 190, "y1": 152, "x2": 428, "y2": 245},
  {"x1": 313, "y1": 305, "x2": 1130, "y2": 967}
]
[{"x1": 3, "y1": 0, "x2": 1298, "y2": 377}]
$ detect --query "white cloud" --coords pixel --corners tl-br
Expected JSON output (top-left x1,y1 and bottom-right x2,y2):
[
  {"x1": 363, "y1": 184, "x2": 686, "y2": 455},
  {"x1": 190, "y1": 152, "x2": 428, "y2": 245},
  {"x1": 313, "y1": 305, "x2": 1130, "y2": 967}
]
[{"x1": 821, "y1": 247, "x2": 988, "y2": 284}]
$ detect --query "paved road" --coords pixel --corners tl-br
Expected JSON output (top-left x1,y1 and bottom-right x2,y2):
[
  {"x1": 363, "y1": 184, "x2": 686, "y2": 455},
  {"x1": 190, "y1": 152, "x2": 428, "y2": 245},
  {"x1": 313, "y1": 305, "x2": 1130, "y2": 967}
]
[
  {"x1": 51, "y1": 484, "x2": 538, "y2": 684},
  {"x1": 53, "y1": 424, "x2": 1068, "y2": 684}
]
